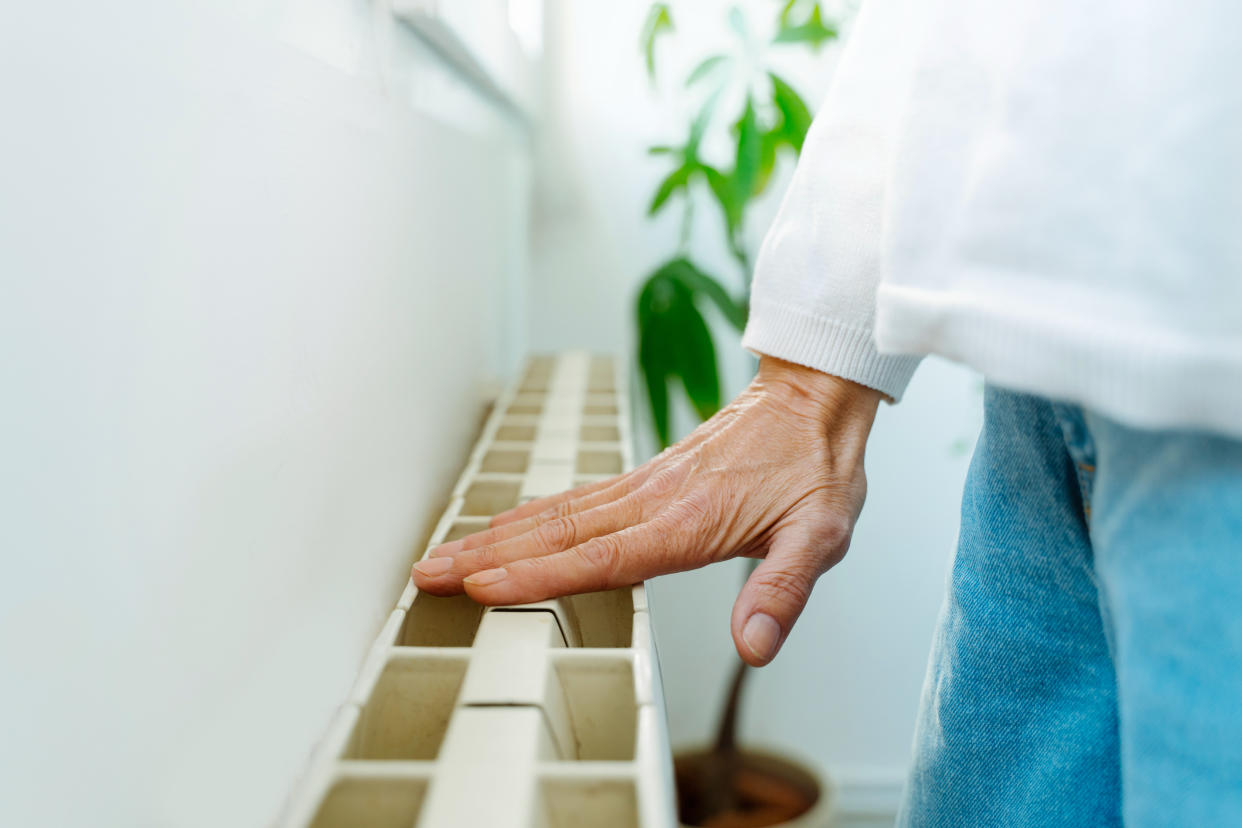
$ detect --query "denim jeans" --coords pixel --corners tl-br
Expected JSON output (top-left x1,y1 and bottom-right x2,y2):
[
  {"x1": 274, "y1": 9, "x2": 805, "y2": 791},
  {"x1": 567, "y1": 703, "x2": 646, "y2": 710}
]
[{"x1": 899, "y1": 385, "x2": 1242, "y2": 826}]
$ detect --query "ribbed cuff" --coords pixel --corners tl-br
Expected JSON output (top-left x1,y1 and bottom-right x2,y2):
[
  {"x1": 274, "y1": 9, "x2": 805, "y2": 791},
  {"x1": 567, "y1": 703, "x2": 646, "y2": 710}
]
[{"x1": 741, "y1": 298, "x2": 922, "y2": 402}]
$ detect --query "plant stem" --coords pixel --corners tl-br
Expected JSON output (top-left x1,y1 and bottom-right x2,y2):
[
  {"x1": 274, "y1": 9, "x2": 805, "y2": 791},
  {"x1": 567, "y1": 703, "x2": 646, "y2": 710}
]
[
  {"x1": 713, "y1": 658, "x2": 750, "y2": 755},
  {"x1": 679, "y1": 196, "x2": 695, "y2": 251},
  {"x1": 714, "y1": 560, "x2": 760, "y2": 756}
]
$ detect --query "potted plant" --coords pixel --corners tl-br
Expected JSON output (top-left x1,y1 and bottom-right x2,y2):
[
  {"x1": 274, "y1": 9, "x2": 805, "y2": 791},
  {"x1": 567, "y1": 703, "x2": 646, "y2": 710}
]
[{"x1": 636, "y1": 3, "x2": 843, "y2": 825}]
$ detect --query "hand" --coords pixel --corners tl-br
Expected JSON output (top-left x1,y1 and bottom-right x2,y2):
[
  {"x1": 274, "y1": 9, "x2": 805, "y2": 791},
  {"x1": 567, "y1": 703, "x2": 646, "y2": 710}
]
[{"x1": 412, "y1": 356, "x2": 882, "y2": 666}]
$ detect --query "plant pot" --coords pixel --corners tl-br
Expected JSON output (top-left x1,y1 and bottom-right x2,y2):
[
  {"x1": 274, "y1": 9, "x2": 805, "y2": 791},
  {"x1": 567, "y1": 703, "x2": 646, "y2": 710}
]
[{"x1": 673, "y1": 745, "x2": 834, "y2": 828}]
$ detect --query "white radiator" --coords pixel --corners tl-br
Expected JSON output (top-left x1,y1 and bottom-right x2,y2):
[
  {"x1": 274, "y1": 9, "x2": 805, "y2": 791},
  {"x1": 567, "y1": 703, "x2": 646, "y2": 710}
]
[{"x1": 279, "y1": 351, "x2": 676, "y2": 828}]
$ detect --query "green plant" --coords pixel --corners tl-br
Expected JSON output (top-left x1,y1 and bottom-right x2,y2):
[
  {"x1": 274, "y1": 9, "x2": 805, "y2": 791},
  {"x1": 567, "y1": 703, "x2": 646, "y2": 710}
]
[{"x1": 636, "y1": 1, "x2": 838, "y2": 447}]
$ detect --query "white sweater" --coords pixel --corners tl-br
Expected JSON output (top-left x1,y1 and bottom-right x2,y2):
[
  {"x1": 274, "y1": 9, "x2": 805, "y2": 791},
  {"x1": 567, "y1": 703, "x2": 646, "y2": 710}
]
[{"x1": 742, "y1": 0, "x2": 1242, "y2": 438}]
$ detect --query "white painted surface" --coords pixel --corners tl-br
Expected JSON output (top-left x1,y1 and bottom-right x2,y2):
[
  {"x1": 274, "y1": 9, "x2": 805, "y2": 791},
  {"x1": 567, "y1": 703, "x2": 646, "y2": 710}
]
[
  {"x1": 0, "y1": 3, "x2": 528, "y2": 827},
  {"x1": 528, "y1": 0, "x2": 983, "y2": 788}
]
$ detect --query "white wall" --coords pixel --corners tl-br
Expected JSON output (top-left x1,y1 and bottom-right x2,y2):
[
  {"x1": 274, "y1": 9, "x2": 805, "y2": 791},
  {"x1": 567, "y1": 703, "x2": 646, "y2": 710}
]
[
  {"x1": 0, "y1": 2, "x2": 529, "y2": 826},
  {"x1": 529, "y1": 0, "x2": 984, "y2": 802}
]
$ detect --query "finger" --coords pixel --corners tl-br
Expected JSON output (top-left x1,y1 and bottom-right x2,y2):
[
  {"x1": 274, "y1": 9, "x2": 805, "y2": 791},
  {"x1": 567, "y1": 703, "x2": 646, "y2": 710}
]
[
  {"x1": 431, "y1": 461, "x2": 661, "y2": 559},
  {"x1": 488, "y1": 467, "x2": 643, "y2": 528},
  {"x1": 487, "y1": 405, "x2": 735, "y2": 528},
  {"x1": 459, "y1": 517, "x2": 685, "y2": 605},
  {"x1": 413, "y1": 495, "x2": 647, "y2": 594},
  {"x1": 729, "y1": 519, "x2": 849, "y2": 666},
  {"x1": 426, "y1": 511, "x2": 554, "y2": 561},
  {"x1": 424, "y1": 458, "x2": 695, "y2": 590}
]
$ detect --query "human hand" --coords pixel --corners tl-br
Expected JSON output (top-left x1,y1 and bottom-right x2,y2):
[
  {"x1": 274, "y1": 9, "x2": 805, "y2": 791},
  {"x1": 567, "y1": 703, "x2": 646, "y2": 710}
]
[{"x1": 412, "y1": 355, "x2": 882, "y2": 666}]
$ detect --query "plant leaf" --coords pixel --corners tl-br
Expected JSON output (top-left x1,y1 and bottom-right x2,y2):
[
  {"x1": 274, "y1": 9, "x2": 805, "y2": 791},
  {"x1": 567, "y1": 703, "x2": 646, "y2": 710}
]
[
  {"x1": 640, "y1": 3, "x2": 674, "y2": 80},
  {"x1": 754, "y1": 128, "x2": 780, "y2": 195},
  {"x1": 727, "y1": 6, "x2": 747, "y2": 39},
  {"x1": 769, "y1": 72, "x2": 812, "y2": 151},
  {"x1": 773, "y1": 4, "x2": 838, "y2": 50},
  {"x1": 670, "y1": 289, "x2": 721, "y2": 420},
  {"x1": 671, "y1": 258, "x2": 748, "y2": 331},
  {"x1": 733, "y1": 95, "x2": 761, "y2": 201},
  {"x1": 648, "y1": 164, "x2": 691, "y2": 215},
  {"x1": 686, "y1": 54, "x2": 728, "y2": 87},
  {"x1": 635, "y1": 258, "x2": 737, "y2": 444},
  {"x1": 636, "y1": 269, "x2": 678, "y2": 446},
  {"x1": 647, "y1": 144, "x2": 677, "y2": 155},
  {"x1": 703, "y1": 165, "x2": 741, "y2": 238},
  {"x1": 687, "y1": 84, "x2": 723, "y2": 154},
  {"x1": 698, "y1": 99, "x2": 760, "y2": 252},
  {"x1": 779, "y1": 0, "x2": 799, "y2": 28}
]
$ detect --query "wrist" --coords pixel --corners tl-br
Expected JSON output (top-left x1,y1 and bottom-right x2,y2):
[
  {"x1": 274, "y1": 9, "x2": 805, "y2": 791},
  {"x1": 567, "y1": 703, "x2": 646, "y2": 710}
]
[{"x1": 755, "y1": 355, "x2": 882, "y2": 438}]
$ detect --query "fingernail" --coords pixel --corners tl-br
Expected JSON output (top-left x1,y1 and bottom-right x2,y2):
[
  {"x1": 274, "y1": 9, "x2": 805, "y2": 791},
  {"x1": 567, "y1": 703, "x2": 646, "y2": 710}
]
[
  {"x1": 413, "y1": 557, "x2": 454, "y2": 577},
  {"x1": 464, "y1": 567, "x2": 508, "y2": 587},
  {"x1": 742, "y1": 613, "x2": 781, "y2": 663}
]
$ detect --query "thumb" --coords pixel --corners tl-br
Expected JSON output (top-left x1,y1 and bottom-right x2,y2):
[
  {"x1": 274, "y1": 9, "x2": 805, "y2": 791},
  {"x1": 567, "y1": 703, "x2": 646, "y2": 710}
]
[{"x1": 729, "y1": 520, "x2": 846, "y2": 666}]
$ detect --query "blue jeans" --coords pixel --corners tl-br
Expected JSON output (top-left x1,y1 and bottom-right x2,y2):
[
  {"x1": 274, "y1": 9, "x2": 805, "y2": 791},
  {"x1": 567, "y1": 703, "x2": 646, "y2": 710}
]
[{"x1": 899, "y1": 385, "x2": 1242, "y2": 826}]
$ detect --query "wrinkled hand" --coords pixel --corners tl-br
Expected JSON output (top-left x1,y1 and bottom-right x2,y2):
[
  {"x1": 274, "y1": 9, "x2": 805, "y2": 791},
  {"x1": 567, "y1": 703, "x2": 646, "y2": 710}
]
[{"x1": 412, "y1": 356, "x2": 882, "y2": 666}]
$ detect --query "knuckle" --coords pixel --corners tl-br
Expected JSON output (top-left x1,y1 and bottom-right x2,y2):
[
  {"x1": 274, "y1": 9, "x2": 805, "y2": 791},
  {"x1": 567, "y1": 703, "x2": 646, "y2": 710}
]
[
  {"x1": 536, "y1": 516, "x2": 578, "y2": 553},
  {"x1": 572, "y1": 536, "x2": 621, "y2": 590},
  {"x1": 549, "y1": 499, "x2": 579, "y2": 521},
  {"x1": 752, "y1": 568, "x2": 815, "y2": 609},
  {"x1": 624, "y1": 464, "x2": 655, "y2": 492},
  {"x1": 530, "y1": 500, "x2": 572, "y2": 530},
  {"x1": 818, "y1": 515, "x2": 854, "y2": 558},
  {"x1": 667, "y1": 489, "x2": 715, "y2": 526},
  {"x1": 641, "y1": 512, "x2": 681, "y2": 547},
  {"x1": 464, "y1": 544, "x2": 498, "y2": 571},
  {"x1": 640, "y1": 463, "x2": 683, "y2": 500},
  {"x1": 621, "y1": 490, "x2": 657, "y2": 524}
]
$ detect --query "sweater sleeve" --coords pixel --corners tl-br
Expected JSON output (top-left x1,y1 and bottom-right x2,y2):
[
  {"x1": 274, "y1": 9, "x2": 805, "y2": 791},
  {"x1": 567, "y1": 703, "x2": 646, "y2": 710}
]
[{"x1": 741, "y1": 0, "x2": 922, "y2": 401}]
